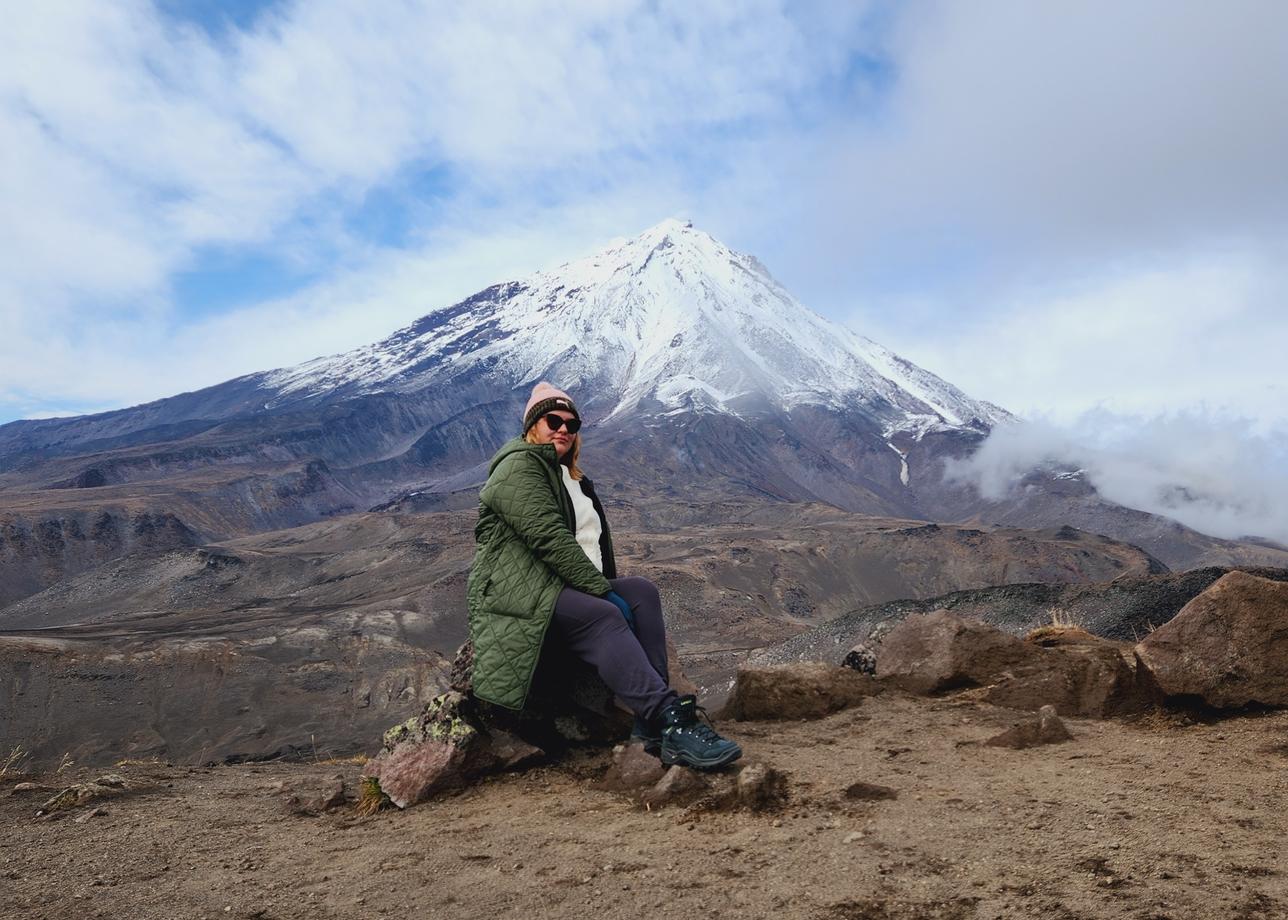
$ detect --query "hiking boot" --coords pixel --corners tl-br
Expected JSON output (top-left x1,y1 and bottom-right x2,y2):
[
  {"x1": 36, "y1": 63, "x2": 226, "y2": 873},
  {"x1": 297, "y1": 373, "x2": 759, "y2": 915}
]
[
  {"x1": 656, "y1": 695, "x2": 742, "y2": 770},
  {"x1": 631, "y1": 715, "x2": 662, "y2": 757}
]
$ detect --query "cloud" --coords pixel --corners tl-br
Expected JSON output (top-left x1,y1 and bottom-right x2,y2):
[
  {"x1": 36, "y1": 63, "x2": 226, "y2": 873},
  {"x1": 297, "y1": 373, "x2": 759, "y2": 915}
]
[
  {"x1": 860, "y1": 244, "x2": 1288, "y2": 427},
  {"x1": 797, "y1": 0, "x2": 1288, "y2": 298},
  {"x1": 952, "y1": 410, "x2": 1288, "y2": 545},
  {"x1": 0, "y1": 0, "x2": 881, "y2": 419}
]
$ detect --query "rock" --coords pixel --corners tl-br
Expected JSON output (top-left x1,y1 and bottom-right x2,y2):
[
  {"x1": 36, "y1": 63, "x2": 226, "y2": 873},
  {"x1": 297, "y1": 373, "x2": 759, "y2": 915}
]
[
  {"x1": 370, "y1": 636, "x2": 705, "y2": 811},
  {"x1": 1135, "y1": 571, "x2": 1288, "y2": 707},
  {"x1": 974, "y1": 633, "x2": 1152, "y2": 718},
  {"x1": 734, "y1": 762, "x2": 787, "y2": 809},
  {"x1": 37, "y1": 773, "x2": 128, "y2": 809},
  {"x1": 280, "y1": 778, "x2": 347, "y2": 817},
  {"x1": 598, "y1": 742, "x2": 665, "y2": 792},
  {"x1": 10, "y1": 783, "x2": 51, "y2": 795},
  {"x1": 38, "y1": 775, "x2": 128, "y2": 813},
  {"x1": 843, "y1": 781, "x2": 898, "y2": 801},
  {"x1": 877, "y1": 610, "x2": 1038, "y2": 694},
  {"x1": 879, "y1": 610, "x2": 1154, "y2": 718},
  {"x1": 984, "y1": 705, "x2": 1073, "y2": 749},
  {"x1": 722, "y1": 663, "x2": 880, "y2": 721},
  {"x1": 842, "y1": 644, "x2": 878, "y2": 675},
  {"x1": 320, "y1": 777, "x2": 348, "y2": 810},
  {"x1": 641, "y1": 766, "x2": 711, "y2": 808},
  {"x1": 449, "y1": 641, "x2": 634, "y2": 747},
  {"x1": 363, "y1": 691, "x2": 543, "y2": 809},
  {"x1": 287, "y1": 775, "x2": 349, "y2": 813}
]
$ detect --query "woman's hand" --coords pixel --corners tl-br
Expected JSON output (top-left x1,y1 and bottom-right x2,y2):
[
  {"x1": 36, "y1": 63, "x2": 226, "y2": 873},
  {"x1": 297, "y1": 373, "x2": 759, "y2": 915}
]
[{"x1": 604, "y1": 590, "x2": 636, "y2": 632}]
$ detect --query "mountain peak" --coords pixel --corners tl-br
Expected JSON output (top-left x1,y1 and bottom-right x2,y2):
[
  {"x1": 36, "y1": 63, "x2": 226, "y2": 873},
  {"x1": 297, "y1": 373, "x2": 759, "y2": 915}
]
[{"x1": 260, "y1": 223, "x2": 1012, "y2": 437}]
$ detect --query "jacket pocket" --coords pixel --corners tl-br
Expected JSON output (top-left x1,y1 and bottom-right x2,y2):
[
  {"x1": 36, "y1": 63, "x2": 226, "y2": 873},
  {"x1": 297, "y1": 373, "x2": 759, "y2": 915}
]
[{"x1": 480, "y1": 540, "x2": 542, "y2": 619}]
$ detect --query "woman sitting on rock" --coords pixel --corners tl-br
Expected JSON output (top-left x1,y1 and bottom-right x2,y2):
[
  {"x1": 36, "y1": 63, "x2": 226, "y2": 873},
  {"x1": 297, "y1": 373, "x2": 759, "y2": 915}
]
[{"x1": 466, "y1": 381, "x2": 742, "y2": 770}]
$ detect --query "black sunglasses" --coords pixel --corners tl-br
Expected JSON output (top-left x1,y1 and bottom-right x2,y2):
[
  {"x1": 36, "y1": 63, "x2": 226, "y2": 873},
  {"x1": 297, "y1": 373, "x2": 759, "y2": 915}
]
[{"x1": 542, "y1": 413, "x2": 581, "y2": 434}]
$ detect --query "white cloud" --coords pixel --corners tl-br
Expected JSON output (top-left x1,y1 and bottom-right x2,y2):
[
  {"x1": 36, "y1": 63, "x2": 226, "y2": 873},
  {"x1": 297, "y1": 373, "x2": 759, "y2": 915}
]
[
  {"x1": 865, "y1": 245, "x2": 1288, "y2": 426},
  {"x1": 0, "y1": 0, "x2": 879, "y2": 418},
  {"x1": 801, "y1": 0, "x2": 1288, "y2": 288},
  {"x1": 952, "y1": 410, "x2": 1288, "y2": 545}
]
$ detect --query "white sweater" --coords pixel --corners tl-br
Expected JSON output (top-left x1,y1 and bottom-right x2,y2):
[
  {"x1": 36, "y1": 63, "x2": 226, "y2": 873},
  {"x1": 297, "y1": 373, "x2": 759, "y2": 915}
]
[{"x1": 559, "y1": 464, "x2": 603, "y2": 574}]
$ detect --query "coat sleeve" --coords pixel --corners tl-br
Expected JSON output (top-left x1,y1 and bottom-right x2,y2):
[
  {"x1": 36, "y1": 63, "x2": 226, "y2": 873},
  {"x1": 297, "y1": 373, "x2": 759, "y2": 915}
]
[{"x1": 481, "y1": 452, "x2": 613, "y2": 597}]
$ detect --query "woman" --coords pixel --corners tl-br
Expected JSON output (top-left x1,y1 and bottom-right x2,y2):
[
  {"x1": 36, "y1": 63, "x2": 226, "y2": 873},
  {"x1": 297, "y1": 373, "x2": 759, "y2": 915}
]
[{"x1": 466, "y1": 381, "x2": 742, "y2": 770}]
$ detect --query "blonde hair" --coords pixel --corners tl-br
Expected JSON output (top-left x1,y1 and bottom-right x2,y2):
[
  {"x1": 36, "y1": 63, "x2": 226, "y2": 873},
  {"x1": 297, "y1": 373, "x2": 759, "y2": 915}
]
[{"x1": 524, "y1": 425, "x2": 584, "y2": 480}]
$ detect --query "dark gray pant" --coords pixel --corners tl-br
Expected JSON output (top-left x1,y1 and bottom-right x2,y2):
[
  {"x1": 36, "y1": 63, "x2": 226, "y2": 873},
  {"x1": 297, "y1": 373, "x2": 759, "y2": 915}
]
[{"x1": 550, "y1": 575, "x2": 678, "y2": 721}]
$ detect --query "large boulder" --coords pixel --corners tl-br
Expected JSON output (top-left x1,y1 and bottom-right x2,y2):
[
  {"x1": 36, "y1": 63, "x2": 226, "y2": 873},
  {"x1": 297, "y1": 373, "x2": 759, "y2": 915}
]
[
  {"x1": 722, "y1": 663, "x2": 881, "y2": 721},
  {"x1": 974, "y1": 628, "x2": 1154, "y2": 718},
  {"x1": 1135, "y1": 571, "x2": 1288, "y2": 708},
  {"x1": 365, "y1": 637, "x2": 699, "y2": 809},
  {"x1": 877, "y1": 611, "x2": 1154, "y2": 718},
  {"x1": 876, "y1": 609, "x2": 1041, "y2": 694},
  {"x1": 361, "y1": 691, "x2": 543, "y2": 809}
]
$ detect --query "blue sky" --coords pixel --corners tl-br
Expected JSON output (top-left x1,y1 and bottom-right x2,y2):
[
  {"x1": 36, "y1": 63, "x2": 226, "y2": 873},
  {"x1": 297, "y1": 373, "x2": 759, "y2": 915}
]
[{"x1": 2, "y1": 1, "x2": 1287, "y2": 539}]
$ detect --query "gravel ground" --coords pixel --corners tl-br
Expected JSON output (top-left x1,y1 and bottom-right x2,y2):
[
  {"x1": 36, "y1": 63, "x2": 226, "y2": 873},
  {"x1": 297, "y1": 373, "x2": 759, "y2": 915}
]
[{"x1": 4, "y1": 691, "x2": 1287, "y2": 920}]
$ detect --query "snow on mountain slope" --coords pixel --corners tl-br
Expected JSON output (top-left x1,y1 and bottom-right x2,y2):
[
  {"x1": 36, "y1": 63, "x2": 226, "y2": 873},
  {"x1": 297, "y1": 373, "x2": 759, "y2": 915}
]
[{"x1": 261, "y1": 219, "x2": 1013, "y2": 438}]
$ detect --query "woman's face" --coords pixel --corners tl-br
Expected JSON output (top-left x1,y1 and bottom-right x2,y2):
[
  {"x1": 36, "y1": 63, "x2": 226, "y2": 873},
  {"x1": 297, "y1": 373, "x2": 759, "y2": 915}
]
[{"x1": 532, "y1": 409, "x2": 577, "y2": 458}]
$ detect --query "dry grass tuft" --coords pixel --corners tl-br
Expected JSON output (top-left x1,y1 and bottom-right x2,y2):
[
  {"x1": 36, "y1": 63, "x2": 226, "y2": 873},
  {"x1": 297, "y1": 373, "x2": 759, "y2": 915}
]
[
  {"x1": 1026, "y1": 623, "x2": 1096, "y2": 647},
  {"x1": 114, "y1": 757, "x2": 169, "y2": 768},
  {"x1": 354, "y1": 776, "x2": 392, "y2": 817},
  {"x1": 314, "y1": 754, "x2": 370, "y2": 766},
  {"x1": 1, "y1": 744, "x2": 30, "y2": 781}
]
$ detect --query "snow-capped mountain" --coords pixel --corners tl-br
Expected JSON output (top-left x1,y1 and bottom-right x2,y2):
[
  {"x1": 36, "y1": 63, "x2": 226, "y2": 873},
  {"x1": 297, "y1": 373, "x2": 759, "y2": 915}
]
[
  {"x1": 3, "y1": 219, "x2": 1284, "y2": 615},
  {"x1": 259, "y1": 219, "x2": 1012, "y2": 440}
]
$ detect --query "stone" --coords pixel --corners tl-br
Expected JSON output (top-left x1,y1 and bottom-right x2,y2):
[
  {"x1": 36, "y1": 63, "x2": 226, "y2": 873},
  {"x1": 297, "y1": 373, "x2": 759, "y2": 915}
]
[
  {"x1": 597, "y1": 742, "x2": 665, "y2": 793},
  {"x1": 722, "y1": 663, "x2": 880, "y2": 721},
  {"x1": 1135, "y1": 571, "x2": 1288, "y2": 708},
  {"x1": 843, "y1": 781, "x2": 898, "y2": 801},
  {"x1": 984, "y1": 705, "x2": 1073, "y2": 749},
  {"x1": 370, "y1": 636, "x2": 704, "y2": 811},
  {"x1": 877, "y1": 610, "x2": 1039, "y2": 694},
  {"x1": 362, "y1": 691, "x2": 543, "y2": 809},
  {"x1": 448, "y1": 641, "x2": 634, "y2": 747},
  {"x1": 842, "y1": 644, "x2": 878, "y2": 676},
  {"x1": 38, "y1": 775, "x2": 128, "y2": 813},
  {"x1": 734, "y1": 762, "x2": 787, "y2": 809},
  {"x1": 974, "y1": 633, "x2": 1152, "y2": 718},
  {"x1": 641, "y1": 766, "x2": 711, "y2": 808},
  {"x1": 878, "y1": 610, "x2": 1154, "y2": 718}
]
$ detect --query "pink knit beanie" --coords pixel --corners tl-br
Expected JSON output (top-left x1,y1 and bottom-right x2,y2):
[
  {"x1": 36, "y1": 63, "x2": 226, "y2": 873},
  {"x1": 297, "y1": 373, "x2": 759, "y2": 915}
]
[{"x1": 522, "y1": 381, "x2": 579, "y2": 432}]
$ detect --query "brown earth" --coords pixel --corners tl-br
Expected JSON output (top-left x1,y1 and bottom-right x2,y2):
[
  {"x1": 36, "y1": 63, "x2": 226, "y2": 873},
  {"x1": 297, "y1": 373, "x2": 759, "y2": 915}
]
[{"x1": 4, "y1": 691, "x2": 1287, "y2": 920}]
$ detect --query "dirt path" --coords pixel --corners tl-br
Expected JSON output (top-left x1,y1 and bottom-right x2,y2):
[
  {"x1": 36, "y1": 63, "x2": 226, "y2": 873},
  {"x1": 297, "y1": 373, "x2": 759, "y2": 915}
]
[{"x1": 4, "y1": 693, "x2": 1287, "y2": 920}]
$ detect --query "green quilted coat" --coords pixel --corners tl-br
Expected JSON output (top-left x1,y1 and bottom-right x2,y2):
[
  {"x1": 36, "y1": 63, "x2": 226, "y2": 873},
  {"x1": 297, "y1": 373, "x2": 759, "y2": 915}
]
[{"x1": 466, "y1": 437, "x2": 616, "y2": 710}]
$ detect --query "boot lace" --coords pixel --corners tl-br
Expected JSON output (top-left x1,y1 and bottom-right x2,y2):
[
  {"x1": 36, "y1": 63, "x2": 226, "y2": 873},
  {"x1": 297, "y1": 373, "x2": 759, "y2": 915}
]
[{"x1": 676, "y1": 703, "x2": 722, "y2": 744}]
